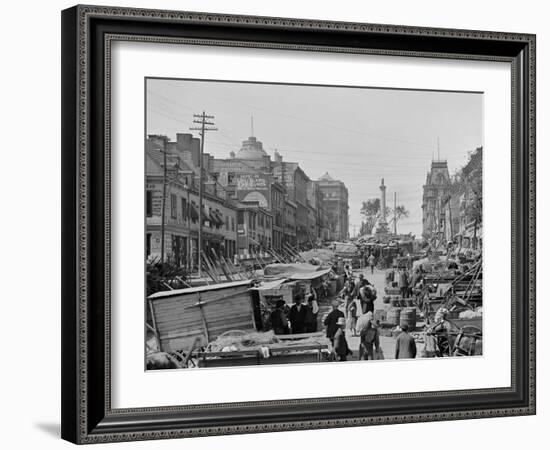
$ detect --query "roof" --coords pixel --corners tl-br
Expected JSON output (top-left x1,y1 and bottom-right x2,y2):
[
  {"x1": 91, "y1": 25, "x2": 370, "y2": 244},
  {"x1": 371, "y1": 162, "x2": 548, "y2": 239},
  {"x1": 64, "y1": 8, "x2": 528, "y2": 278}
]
[
  {"x1": 148, "y1": 279, "x2": 252, "y2": 299},
  {"x1": 318, "y1": 172, "x2": 334, "y2": 181},
  {"x1": 146, "y1": 139, "x2": 194, "y2": 174}
]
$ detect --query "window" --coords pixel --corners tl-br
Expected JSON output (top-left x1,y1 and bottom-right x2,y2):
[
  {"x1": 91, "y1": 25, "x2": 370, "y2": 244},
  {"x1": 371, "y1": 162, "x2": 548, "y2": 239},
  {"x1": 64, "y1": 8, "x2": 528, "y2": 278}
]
[
  {"x1": 146, "y1": 191, "x2": 153, "y2": 217},
  {"x1": 231, "y1": 216, "x2": 235, "y2": 231},
  {"x1": 190, "y1": 201, "x2": 197, "y2": 223},
  {"x1": 146, "y1": 233, "x2": 151, "y2": 257},
  {"x1": 170, "y1": 194, "x2": 177, "y2": 219},
  {"x1": 226, "y1": 215, "x2": 230, "y2": 229},
  {"x1": 237, "y1": 210, "x2": 244, "y2": 225},
  {"x1": 181, "y1": 198, "x2": 188, "y2": 221}
]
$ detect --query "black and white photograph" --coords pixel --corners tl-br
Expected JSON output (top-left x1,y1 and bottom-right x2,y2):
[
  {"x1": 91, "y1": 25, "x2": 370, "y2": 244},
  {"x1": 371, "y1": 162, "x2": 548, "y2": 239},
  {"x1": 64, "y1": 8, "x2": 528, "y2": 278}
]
[{"x1": 145, "y1": 78, "x2": 483, "y2": 369}]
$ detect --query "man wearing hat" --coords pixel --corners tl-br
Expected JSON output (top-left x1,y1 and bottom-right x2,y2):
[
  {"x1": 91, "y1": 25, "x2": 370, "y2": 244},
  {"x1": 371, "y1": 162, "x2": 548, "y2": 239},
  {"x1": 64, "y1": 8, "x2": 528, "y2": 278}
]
[
  {"x1": 270, "y1": 299, "x2": 289, "y2": 335},
  {"x1": 351, "y1": 273, "x2": 372, "y2": 298},
  {"x1": 394, "y1": 324, "x2": 417, "y2": 359},
  {"x1": 324, "y1": 298, "x2": 345, "y2": 344},
  {"x1": 333, "y1": 317, "x2": 352, "y2": 361},
  {"x1": 428, "y1": 307, "x2": 453, "y2": 356},
  {"x1": 288, "y1": 293, "x2": 309, "y2": 334}
]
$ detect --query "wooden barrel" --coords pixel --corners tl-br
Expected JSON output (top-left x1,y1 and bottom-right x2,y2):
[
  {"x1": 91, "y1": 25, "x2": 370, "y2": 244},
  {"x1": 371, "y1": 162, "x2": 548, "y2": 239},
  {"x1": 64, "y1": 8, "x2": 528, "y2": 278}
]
[
  {"x1": 399, "y1": 308, "x2": 417, "y2": 330},
  {"x1": 387, "y1": 307, "x2": 402, "y2": 326}
]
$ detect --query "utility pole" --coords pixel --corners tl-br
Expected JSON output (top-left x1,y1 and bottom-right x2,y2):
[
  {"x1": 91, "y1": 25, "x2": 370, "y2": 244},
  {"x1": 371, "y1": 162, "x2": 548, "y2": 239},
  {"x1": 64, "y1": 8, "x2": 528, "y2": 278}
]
[
  {"x1": 190, "y1": 111, "x2": 217, "y2": 279},
  {"x1": 160, "y1": 137, "x2": 168, "y2": 265}
]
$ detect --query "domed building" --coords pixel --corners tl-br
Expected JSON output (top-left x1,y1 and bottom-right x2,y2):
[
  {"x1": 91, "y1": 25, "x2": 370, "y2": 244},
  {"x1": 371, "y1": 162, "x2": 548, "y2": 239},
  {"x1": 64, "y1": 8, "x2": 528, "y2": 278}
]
[
  {"x1": 236, "y1": 136, "x2": 266, "y2": 158},
  {"x1": 233, "y1": 136, "x2": 271, "y2": 170}
]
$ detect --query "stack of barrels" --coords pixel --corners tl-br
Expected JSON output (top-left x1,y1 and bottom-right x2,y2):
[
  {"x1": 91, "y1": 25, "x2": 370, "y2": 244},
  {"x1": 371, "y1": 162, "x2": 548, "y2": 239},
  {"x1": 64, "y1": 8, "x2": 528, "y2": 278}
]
[
  {"x1": 399, "y1": 308, "x2": 417, "y2": 330},
  {"x1": 387, "y1": 307, "x2": 401, "y2": 326},
  {"x1": 387, "y1": 307, "x2": 417, "y2": 330}
]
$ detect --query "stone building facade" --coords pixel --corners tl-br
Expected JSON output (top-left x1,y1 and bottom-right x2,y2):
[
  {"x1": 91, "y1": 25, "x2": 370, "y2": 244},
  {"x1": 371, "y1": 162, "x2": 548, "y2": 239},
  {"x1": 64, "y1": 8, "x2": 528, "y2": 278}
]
[
  {"x1": 422, "y1": 159, "x2": 452, "y2": 241},
  {"x1": 147, "y1": 130, "x2": 350, "y2": 269},
  {"x1": 315, "y1": 172, "x2": 349, "y2": 241},
  {"x1": 146, "y1": 136, "x2": 237, "y2": 269}
]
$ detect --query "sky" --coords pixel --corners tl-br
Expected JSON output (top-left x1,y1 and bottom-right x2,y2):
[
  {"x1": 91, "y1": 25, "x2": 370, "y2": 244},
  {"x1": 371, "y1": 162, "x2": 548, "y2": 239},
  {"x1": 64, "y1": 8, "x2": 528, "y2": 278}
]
[{"x1": 146, "y1": 78, "x2": 483, "y2": 237}]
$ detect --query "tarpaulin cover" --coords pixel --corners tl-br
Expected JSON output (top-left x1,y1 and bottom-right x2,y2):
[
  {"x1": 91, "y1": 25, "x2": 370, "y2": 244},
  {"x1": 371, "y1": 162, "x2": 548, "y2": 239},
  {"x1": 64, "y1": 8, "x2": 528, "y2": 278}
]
[
  {"x1": 299, "y1": 248, "x2": 335, "y2": 262},
  {"x1": 252, "y1": 279, "x2": 288, "y2": 291},
  {"x1": 263, "y1": 263, "x2": 332, "y2": 280},
  {"x1": 288, "y1": 268, "x2": 332, "y2": 280},
  {"x1": 332, "y1": 242, "x2": 358, "y2": 254}
]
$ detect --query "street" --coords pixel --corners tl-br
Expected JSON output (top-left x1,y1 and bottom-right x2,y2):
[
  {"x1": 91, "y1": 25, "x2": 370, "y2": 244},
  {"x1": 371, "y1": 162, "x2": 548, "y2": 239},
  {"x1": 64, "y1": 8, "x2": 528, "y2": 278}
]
[
  {"x1": 346, "y1": 267, "x2": 396, "y2": 361},
  {"x1": 315, "y1": 266, "x2": 396, "y2": 361}
]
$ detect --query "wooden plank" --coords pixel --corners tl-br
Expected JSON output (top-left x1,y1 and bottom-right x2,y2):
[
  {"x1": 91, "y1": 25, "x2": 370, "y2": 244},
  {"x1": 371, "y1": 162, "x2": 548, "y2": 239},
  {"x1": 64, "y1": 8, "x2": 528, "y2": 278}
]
[
  {"x1": 154, "y1": 299, "x2": 252, "y2": 325},
  {"x1": 151, "y1": 289, "x2": 250, "y2": 318},
  {"x1": 147, "y1": 299, "x2": 161, "y2": 351},
  {"x1": 159, "y1": 327, "x2": 201, "y2": 338}
]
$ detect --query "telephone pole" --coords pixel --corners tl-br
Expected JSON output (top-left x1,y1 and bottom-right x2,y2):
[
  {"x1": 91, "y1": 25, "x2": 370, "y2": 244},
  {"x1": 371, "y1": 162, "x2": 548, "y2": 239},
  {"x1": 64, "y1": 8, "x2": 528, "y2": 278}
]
[
  {"x1": 190, "y1": 111, "x2": 217, "y2": 278},
  {"x1": 160, "y1": 137, "x2": 168, "y2": 264}
]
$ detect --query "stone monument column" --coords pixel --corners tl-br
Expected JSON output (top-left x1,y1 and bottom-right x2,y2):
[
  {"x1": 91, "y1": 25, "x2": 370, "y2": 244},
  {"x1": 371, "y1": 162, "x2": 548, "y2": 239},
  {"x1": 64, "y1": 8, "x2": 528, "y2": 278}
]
[
  {"x1": 380, "y1": 178, "x2": 387, "y2": 222},
  {"x1": 376, "y1": 178, "x2": 389, "y2": 235}
]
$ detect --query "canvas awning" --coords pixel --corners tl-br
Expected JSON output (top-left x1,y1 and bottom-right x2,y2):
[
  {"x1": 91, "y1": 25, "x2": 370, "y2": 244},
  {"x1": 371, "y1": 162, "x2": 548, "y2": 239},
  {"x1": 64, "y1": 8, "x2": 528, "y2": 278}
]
[
  {"x1": 251, "y1": 279, "x2": 288, "y2": 291},
  {"x1": 263, "y1": 263, "x2": 332, "y2": 280},
  {"x1": 332, "y1": 242, "x2": 358, "y2": 254},
  {"x1": 210, "y1": 210, "x2": 225, "y2": 226},
  {"x1": 287, "y1": 268, "x2": 332, "y2": 280},
  {"x1": 299, "y1": 248, "x2": 335, "y2": 263}
]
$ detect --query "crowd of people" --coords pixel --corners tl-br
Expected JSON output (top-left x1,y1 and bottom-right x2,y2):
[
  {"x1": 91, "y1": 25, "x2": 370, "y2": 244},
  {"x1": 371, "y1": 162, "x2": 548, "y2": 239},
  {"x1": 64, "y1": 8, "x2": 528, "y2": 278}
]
[
  {"x1": 385, "y1": 265, "x2": 426, "y2": 299},
  {"x1": 268, "y1": 268, "x2": 421, "y2": 363}
]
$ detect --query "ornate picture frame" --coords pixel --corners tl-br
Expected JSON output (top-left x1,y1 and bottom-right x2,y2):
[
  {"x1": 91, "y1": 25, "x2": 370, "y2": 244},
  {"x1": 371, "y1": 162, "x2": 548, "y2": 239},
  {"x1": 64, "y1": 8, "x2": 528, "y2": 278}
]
[{"x1": 61, "y1": 5, "x2": 536, "y2": 444}]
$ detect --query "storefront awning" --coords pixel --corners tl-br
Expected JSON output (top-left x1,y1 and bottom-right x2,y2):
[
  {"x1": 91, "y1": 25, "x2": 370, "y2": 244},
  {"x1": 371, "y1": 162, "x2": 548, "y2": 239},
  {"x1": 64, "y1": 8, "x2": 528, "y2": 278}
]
[
  {"x1": 210, "y1": 209, "x2": 224, "y2": 226},
  {"x1": 202, "y1": 206, "x2": 212, "y2": 222}
]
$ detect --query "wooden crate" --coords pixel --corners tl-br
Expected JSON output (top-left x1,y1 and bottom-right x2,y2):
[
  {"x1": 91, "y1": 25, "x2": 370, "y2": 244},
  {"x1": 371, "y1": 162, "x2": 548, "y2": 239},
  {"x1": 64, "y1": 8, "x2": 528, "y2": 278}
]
[{"x1": 149, "y1": 280, "x2": 256, "y2": 353}]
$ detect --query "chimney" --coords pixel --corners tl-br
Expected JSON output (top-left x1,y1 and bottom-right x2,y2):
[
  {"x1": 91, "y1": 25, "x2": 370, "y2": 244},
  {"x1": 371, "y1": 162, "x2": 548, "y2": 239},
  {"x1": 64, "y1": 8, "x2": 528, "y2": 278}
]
[{"x1": 147, "y1": 134, "x2": 168, "y2": 147}]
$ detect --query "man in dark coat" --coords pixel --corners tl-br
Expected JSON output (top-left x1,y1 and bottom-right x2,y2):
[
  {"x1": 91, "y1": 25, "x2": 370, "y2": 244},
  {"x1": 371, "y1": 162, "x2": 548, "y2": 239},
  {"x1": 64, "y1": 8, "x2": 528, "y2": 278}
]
[
  {"x1": 351, "y1": 273, "x2": 371, "y2": 298},
  {"x1": 324, "y1": 299, "x2": 345, "y2": 344},
  {"x1": 288, "y1": 294, "x2": 309, "y2": 334},
  {"x1": 270, "y1": 299, "x2": 289, "y2": 335},
  {"x1": 398, "y1": 268, "x2": 409, "y2": 298},
  {"x1": 333, "y1": 317, "x2": 352, "y2": 361},
  {"x1": 394, "y1": 324, "x2": 417, "y2": 359}
]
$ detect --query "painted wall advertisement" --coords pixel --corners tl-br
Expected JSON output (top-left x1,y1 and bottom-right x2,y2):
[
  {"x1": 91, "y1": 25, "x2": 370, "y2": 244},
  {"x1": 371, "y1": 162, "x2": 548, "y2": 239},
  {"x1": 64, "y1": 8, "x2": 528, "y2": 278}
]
[{"x1": 235, "y1": 174, "x2": 270, "y2": 208}]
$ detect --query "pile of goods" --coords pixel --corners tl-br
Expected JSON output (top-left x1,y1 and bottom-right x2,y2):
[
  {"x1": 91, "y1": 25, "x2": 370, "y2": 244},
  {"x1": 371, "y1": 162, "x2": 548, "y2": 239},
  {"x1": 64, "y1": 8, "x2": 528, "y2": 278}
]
[
  {"x1": 207, "y1": 330, "x2": 280, "y2": 352},
  {"x1": 458, "y1": 307, "x2": 483, "y2": 319},
  {"x1": 207, "y1": 330, "x2": 330, "y2": 353}
]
